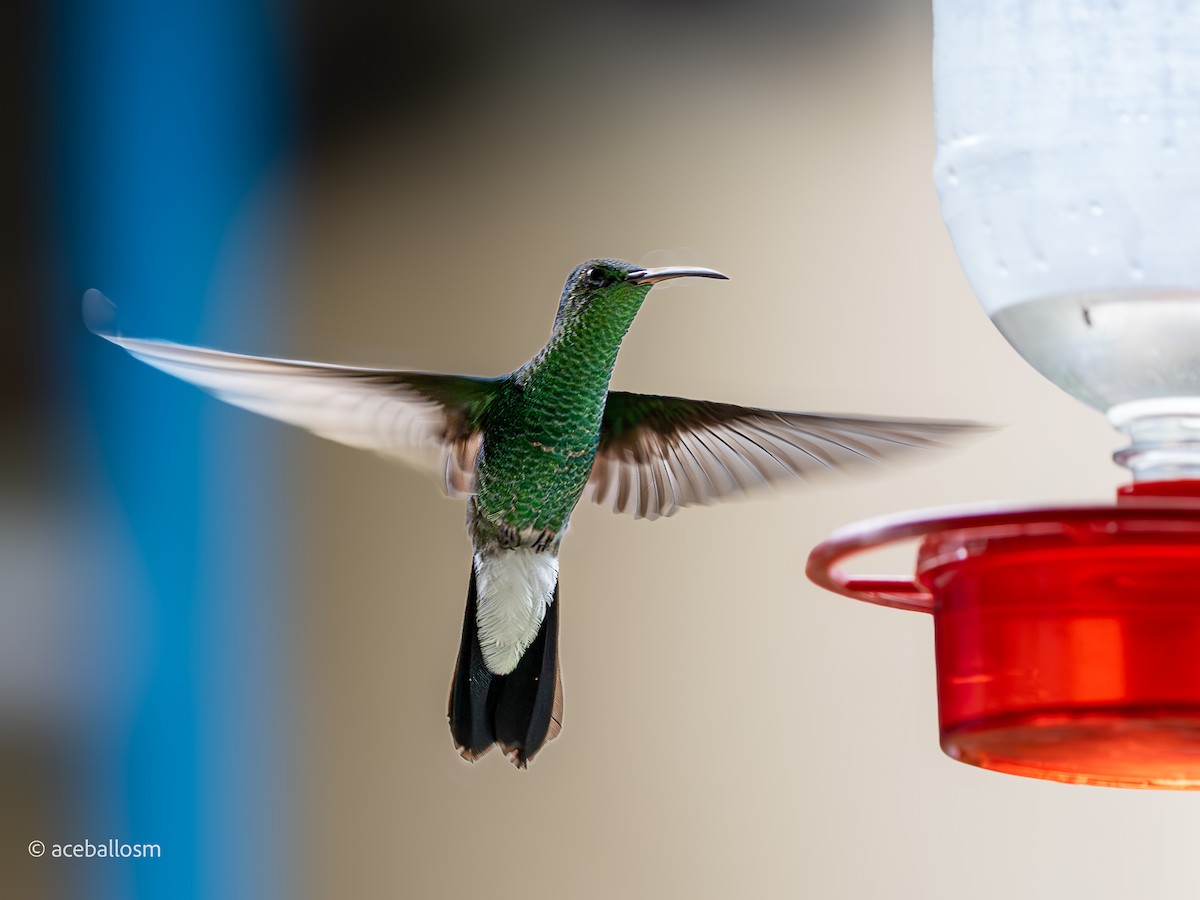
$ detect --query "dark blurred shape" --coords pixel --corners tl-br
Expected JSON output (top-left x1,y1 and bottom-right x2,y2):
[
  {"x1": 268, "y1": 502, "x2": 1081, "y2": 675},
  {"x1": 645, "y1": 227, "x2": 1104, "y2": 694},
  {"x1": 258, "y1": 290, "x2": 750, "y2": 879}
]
[
  {"x1": 289, "y1": 0, "x2": 898, "y2": 151},
  {"x1": 0, "y1": 2, "x2": 49, "y2": 470},
  {"x1": 0, "y1": 4, "x2": 65, "y2": 892}
]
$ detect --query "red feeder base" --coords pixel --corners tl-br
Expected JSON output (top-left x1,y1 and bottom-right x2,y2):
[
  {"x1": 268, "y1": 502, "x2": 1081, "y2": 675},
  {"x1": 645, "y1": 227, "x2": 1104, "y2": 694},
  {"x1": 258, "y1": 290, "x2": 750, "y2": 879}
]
[{"x1": 807, "y1": 481, "x2": 1200, "y2": 789}]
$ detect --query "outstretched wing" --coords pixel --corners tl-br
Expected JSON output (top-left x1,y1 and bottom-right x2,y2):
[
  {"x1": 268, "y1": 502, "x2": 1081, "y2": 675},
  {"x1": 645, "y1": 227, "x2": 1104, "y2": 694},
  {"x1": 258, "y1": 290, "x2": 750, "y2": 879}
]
[
  {"x1": 85, "y1": 290, "x2": 497, "y2": 497},
  {"x1": 586, "y1": 391, "x2": 988, "y2": 520}
]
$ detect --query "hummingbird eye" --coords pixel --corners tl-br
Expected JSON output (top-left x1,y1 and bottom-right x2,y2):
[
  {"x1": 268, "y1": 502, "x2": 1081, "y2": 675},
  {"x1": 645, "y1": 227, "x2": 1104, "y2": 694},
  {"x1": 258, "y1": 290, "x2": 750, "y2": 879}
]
[{"x1": 583, "y1": 267, "x2": 610, "y2": 289}]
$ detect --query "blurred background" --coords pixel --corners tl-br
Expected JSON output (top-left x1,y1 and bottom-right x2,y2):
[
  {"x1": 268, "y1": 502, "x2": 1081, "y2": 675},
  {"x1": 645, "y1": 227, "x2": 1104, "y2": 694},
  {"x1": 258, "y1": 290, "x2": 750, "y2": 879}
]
[{"x1": 4, "y1": 0, "x2": 1197, "y2": 898}]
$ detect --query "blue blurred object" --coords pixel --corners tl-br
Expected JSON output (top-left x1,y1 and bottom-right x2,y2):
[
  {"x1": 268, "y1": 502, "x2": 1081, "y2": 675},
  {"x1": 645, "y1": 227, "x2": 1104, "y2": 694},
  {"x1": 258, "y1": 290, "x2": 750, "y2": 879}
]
[{"x1": 53, "y1": 1, "x2": 292, "y2": 897}]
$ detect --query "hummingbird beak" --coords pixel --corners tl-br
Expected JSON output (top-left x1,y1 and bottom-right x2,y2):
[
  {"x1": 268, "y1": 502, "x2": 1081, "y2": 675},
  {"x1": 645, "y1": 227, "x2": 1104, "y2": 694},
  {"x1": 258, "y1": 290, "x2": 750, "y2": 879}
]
[{"x1": 625, "y1": 266, "x2": 729, "y2": 285}]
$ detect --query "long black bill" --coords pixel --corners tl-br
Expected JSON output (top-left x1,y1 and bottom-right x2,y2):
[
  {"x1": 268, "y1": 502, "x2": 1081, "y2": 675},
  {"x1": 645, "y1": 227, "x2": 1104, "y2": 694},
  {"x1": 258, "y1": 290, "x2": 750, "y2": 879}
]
[{"x1": 625, "y1": 266, "x2": 729, "y2": 285}]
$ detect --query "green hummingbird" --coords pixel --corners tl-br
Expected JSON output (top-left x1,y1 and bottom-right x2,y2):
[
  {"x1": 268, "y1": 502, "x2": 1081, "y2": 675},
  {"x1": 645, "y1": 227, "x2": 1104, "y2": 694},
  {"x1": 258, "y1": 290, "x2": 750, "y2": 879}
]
[{"x1": 86, "y1": 259, "x2": 980, "y2": 767}]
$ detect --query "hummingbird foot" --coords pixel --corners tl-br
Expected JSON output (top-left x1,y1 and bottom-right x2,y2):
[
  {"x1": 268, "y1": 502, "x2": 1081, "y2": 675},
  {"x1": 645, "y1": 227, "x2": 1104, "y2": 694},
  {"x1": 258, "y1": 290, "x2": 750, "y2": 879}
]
[
  {"x1": 531, "y1": 528, "x2": 558, "y2": 552},
  {"x1": 490, "y1": 522, "x2": 559, "y2": 552},
  {"x1": 495, "y1": 522, "x2": 522, "y2": 549}
]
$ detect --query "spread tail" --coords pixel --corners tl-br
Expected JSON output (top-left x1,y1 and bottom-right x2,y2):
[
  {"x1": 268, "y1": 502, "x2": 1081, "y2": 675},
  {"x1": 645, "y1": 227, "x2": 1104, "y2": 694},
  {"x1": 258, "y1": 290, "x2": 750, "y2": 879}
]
[{"x1": 448, "y1": 566, "x2": 562, "y2": 767}]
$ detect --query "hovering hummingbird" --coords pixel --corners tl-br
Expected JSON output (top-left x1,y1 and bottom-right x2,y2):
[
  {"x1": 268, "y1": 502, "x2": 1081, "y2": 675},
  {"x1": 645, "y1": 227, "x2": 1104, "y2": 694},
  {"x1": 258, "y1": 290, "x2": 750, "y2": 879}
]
[{"x1": 87, "y1": 259, "x2": 981, "y2": 767}]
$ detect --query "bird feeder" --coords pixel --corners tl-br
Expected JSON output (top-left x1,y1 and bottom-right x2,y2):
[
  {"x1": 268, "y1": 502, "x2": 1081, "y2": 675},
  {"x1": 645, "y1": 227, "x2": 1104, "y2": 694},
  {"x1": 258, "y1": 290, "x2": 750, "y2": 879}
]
[{"x1": 806, "y1": 1, "x2": 1200, "y2": 788}]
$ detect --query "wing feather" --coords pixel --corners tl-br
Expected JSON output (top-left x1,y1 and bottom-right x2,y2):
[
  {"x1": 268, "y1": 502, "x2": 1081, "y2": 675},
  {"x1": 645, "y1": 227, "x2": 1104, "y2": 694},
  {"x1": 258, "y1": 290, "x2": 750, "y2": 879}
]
[
  {"x1": 88, "y1": 296, "x2": 496, "y2": 497},
  {"x1": 586, "y1": 391, "x2": 990, "y2": 519}
]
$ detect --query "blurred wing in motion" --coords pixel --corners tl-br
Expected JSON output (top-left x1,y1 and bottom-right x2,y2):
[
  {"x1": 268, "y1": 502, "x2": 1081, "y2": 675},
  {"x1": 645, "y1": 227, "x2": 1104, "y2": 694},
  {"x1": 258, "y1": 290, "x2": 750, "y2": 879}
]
[
  {"x1": 84, "y1": 290, "x2": 497, "y2": 496},
  {"x1": 586, "y1": 391, "x2": 990, "y2": 520}
]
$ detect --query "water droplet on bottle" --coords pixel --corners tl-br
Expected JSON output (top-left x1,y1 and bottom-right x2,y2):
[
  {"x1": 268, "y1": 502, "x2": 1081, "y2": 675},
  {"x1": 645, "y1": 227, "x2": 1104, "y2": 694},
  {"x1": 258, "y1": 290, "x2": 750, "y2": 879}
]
[
  {"x1": 1130, "y1": 263, "x2": 1146, "y2": 281},
  {"x1": 946, "y1": 166, "x2": 959, "y2": 187},
  {"x1": 1088, "y1": 203, "x2": 1104, "y2": 218},
  {"x1": 1164, "y1": 139, "x2": 1178, "y2": 158},
  {"x1": 1033, "y1": 255, "x2": 1050, "y2": 273},
  {"x1": 1087, "y1": 245, "x2": 1101, "y2": 258},
  {"x1": 1118, "y1": 111, "x2": 1133, "y2": 125},
  {"x1": 998, "y1": 259, "x2": 1010, "y2": 277},
  {"x1": 1136, "y1": 110, "x2": 1150, "y2": 125}
]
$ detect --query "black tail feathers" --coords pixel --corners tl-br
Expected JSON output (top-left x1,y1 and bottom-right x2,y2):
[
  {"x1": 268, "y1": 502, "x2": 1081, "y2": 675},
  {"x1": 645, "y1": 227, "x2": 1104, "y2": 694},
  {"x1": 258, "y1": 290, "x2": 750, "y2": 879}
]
[{"x1": 448, "y1": 567, "x2": 562, "y2": 767}]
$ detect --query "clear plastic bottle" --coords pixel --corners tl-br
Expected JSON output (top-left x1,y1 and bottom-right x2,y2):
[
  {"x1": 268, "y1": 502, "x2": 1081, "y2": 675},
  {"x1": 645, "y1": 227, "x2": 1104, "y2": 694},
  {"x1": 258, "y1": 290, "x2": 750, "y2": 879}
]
[{"x1": 933, "y1": 0, "x2": 1200, "y2": 478}]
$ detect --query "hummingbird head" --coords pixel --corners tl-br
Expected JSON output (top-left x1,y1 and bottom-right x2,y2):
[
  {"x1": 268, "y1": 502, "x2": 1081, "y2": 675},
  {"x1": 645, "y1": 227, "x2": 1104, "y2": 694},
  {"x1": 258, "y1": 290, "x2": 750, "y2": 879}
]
[{"x1": 553, "y1": 258, "x2": 728, "y2": 331}]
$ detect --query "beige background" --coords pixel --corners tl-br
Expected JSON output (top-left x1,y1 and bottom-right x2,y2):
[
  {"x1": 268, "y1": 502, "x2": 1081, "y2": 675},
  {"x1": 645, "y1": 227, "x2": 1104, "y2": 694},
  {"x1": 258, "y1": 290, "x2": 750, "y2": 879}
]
[{"x1": 231, "y1": 10, "x2": 1197, "y2": 899}]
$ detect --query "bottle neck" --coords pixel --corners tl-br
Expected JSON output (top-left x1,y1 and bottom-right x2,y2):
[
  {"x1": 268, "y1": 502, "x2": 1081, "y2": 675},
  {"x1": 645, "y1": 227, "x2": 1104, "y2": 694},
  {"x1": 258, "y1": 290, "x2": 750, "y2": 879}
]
[{"x1": 1110, "y1": 399, "x2": 1200, "y2": 481}]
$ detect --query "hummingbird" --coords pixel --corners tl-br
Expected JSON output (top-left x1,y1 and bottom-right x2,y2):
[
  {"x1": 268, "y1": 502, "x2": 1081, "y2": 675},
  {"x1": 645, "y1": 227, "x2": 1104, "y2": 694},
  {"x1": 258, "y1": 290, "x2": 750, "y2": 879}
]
[{"x1": 86, "y1": 259, "x2": 981, "y2": 767}]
